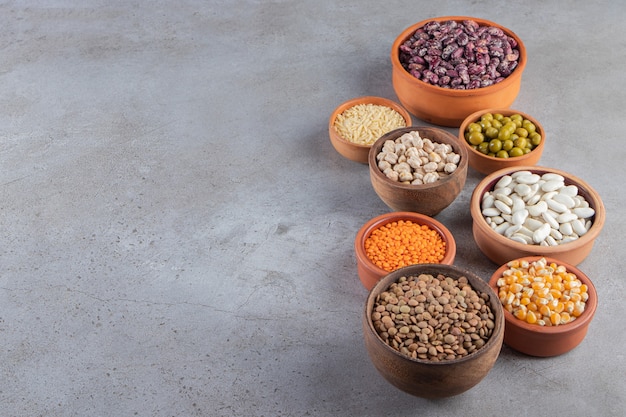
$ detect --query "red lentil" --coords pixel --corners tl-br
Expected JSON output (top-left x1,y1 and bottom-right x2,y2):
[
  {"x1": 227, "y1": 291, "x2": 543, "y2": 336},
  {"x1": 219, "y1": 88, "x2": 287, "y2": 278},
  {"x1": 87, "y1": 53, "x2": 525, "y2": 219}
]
[{"x1": 364, "y1": 220, "x2": 446, "y2": 272}]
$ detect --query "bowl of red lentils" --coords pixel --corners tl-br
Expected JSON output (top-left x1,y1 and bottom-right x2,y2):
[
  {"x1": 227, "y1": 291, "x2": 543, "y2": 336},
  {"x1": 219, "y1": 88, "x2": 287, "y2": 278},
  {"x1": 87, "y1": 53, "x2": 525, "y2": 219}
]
[
  {"x1": 354, "y1": 211, "x2": 456, "y2": 291},
  {"x1": 329, "y1": 96, "x2": 412, "y2": 164},
  {"x1": 363, "y1": 263, "x2": 504, "y2": 398},
  {"x1": 488, "y1": 256, "x2": 598, "y2": 357}
]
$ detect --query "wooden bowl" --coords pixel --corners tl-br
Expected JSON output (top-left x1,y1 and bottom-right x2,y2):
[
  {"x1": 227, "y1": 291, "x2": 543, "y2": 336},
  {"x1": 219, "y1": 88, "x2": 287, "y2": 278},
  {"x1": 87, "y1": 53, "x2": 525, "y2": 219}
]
[
  {"x1": 488, "y1": 256, "x2": 598, "y2": 357},
  {"x1": 354, "y1": 211, "x2": 456, "y2": 290},
  {"x1": 458, "y1": 108, "x2": 546, "y2": 175},
  {"x1": 470, "y1": 166, "x2": 606, "y2": 266},
  {"x1": 329, "y1": 96, "x2": 412, "y2": 164},
  {"x1": 368, "y1": 126, "x2": 468, "y2": 216},
  {"x1": 363, "y1": 263, "x2": 504, "y2": 398},
  {"x1": 391, "y1": 17, "x2": 527, "y2": 127}
]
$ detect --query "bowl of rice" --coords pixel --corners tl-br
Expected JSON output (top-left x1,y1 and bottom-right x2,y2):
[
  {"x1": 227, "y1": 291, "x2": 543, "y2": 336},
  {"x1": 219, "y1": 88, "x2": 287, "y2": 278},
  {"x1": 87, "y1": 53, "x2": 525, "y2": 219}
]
[{"x1": 329, "y1": 96, "x2": 412, "y2": 163}]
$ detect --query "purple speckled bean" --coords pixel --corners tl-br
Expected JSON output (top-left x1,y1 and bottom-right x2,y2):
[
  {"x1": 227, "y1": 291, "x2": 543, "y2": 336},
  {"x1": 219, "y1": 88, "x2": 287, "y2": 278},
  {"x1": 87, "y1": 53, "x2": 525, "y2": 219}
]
[{"x1": 399, "y1": 19, "x2": 521, "y2": 89}]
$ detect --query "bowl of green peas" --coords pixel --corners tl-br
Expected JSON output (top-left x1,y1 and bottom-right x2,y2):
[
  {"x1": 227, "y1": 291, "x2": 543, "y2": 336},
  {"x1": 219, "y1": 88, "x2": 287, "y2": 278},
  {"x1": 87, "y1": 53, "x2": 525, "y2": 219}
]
[{"x1": 458, "y1": 109, "x2": 545, "y2": 175}]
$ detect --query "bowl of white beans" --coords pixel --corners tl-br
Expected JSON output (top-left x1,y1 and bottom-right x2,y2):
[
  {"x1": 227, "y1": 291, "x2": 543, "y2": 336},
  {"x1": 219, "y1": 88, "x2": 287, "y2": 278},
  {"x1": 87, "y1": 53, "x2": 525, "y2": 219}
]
[{"x1": 470, "y1": 166, "x2": 606, "y2": 266}]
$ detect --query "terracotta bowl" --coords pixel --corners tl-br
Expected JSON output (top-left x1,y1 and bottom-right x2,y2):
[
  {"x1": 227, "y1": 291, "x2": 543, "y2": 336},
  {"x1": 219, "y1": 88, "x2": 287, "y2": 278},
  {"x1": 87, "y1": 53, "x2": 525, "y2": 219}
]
[
  {"x1": 391, "y1": 16, "x2": 527, "y2": 127},
  {"x1": 488, "y1": 256, "x2": 598, "y2": 357},
  {"x1": 363, "y1": 263, "x2": 504, "y2": 398},
  {"x1": 329, "y1": 96, "x2": 412, "y2": 164},
  {"x1": 458, "y1": 108, "x2": 546, "y2": 175},
  {"x1": 354, "y1": 211, "x2": 456, "y2": 290},
  {"x1": 368, "y1": 126, "x2": 468, "y2": 216},
  {"x1": 470, "y1": 166, "x2": 606, "y2": 266}
]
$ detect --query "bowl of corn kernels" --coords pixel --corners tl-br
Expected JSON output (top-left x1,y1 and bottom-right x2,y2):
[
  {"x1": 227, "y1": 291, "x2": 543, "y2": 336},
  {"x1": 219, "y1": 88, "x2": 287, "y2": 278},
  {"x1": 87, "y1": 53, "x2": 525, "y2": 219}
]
[
  {"x1": 329, "y1": 96, "x2": 412, "y2": 164},
  {"x1": 354, "y1": 211, "x2": 456, "y2": 290},
  {"x1": 488, "y1": 256, "x2": 598, "y2": 357}
]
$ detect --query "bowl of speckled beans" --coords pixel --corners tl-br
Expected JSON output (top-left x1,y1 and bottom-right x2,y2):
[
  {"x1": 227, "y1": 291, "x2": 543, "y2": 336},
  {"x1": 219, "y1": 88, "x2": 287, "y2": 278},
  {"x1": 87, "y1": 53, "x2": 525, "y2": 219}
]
[
  {"x1": 470, "y1": 166, "x2": 606, "y2": 266},
  {"x1": 363, "y1": 263, "x2": 504, "y2": 398}
]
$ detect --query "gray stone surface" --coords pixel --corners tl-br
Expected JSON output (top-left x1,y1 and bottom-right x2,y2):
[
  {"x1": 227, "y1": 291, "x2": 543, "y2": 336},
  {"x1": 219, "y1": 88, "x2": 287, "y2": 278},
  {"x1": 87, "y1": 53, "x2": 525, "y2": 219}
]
[{"x1": 1, "y1": 1, "x2": 624, "y2": 416}]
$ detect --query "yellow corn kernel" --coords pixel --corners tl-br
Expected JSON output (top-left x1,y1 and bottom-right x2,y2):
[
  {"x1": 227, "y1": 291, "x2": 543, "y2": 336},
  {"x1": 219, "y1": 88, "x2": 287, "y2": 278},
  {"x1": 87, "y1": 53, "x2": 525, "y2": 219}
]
[
  {"x1": 520, "y1": 296, "x2": 531, "y2": 306},
  {"x1": 526, "y1": 310, "x2": 538, "y2": 324},
  {"x1": 539, "y1": 305, "x2": 551, "y2": 318},
  {"x1": 564, "y1": 301, "x2": 575, "y2": 314},
  {"x1": 569, "y1": 293, "x2": 582, "y2": 303},
  {"x1": 550, "y1": 312, "x2": 561, "y2": 326},
  {"x1": 573, "y1": 302, "x2": 585, "y2": 317},
  {"x1": 535, "y1": 296, "x2": 549, "y2": 306},
  {"x1": 549, "y1": 289, "x2": 562, "y2": 299},
  {"x1": 504, "y1": 304, "x2": 514, "y2": 313},
  {"x1": 580, "y1": 284, "x2": 588, "y2": 294},
  {"x1": 554, "y1": 302, "x2": 564, "y2": 313},
  {"x1": 560, "y1": 312, "x2": 571, "y2": 324},
  {"x1": 514, "y1": 308, "x2": 527, "y2": 321},
  {"x1": 509, "y1": 282, "x2": 524, "y2": 294},
  {"x1": 527, "y1": 302, "x2": 538, "y2": 312}
]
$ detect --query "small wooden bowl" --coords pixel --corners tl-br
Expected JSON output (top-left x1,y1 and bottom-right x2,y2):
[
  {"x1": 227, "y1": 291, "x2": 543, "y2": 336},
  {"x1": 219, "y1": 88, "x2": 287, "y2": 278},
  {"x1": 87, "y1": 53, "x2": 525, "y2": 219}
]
[
  {"x1": 391, "y1": 17, "x2": 527, "y2": 127},
  {"x1": 363, "y1": 263, "x2": 504, "y2": 398},
  {"x1": 458, "y1": 108, "x2": 546, "y2": 175},
  {"x1": 354, "y1": 211, "x2": 456, "y2": 290},
  {"x1": 488, "y1": 256, "x2": 598, "y2": 357},
  {"x1": 329, "y1": 96, "x2": 412, "y2": 164},
  {"x1": 470, "y1": 166, "x2": 606, "y2": 266},
  {"x1": 368, "y1": 126, "x2": 468, "y2": 216}
]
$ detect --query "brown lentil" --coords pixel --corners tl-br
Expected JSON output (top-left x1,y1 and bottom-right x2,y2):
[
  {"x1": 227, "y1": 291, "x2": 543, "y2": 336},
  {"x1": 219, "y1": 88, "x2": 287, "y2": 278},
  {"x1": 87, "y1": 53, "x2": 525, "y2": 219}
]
[{"x1": 371, "y1": 273, "x2": 494, "y2": 361}]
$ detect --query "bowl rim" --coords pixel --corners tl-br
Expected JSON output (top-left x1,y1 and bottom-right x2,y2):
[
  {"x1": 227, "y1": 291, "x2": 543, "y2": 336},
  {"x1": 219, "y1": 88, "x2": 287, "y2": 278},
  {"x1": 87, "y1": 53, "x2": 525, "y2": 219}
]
[
  {"x1": 364, "y1": 263, "x2": 504, "y2": 365},
  {"x1": 458, "y1": 108, "x2": 545, "y2": 162},
  {"x1": 368, "y1": 126, "x2": 469, "y2": 191},
  {"x1": 488, "y1": 255, "x2": 598, "y2": 334},
  {"x1": 470, "y1": 165, "x2": 606, "y2": 254},
  {"x1": 391, "y1": 16, "x2": 527, "y2": 96},
  {"x1": 329, "y1": 95, "x2": 412, "y2": 149},
  {"x1": 355, "y1": 211, "x2": 457, "y2": 277}
]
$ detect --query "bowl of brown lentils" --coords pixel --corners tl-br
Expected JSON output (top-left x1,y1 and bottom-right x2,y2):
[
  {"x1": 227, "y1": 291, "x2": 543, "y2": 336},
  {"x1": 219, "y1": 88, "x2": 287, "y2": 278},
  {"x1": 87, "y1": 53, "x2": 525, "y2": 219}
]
[
  {"x1": 362, "y1": 263, "x2": 504, "y2": 398},
  {"x1": 391, "y1": 16, "x2": 527, "y2": 127}
]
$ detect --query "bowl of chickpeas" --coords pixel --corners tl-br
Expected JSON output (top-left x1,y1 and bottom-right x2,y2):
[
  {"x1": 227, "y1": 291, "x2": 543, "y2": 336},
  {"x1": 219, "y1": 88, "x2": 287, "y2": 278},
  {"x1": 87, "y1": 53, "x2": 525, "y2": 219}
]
[
  {"x1": 363, "y1": 263, "x2": 504, "y2": 398},
  {"x1": 459, "y1": 108, "x2": 545, "y2": 175},
  {"x1": 368, "y1": 126, "x2": 468, "y2": 216},
  {"x1": 470, "y1": 166, "x2": 606, "y2": 266},
  {"x1": 329, "y1": 96, "x2": 412, "y2": 164},
  {"x1": 488, "y1": 256, "x2": 598, "y2": 357},
  {"x1": 354, "y1": 211, "x2": 456, "y2": 291}
]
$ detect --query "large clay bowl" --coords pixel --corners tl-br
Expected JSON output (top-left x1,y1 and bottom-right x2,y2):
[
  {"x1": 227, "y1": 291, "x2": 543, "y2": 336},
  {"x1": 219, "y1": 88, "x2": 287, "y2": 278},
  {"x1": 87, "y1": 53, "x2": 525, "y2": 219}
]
[
  {"x1": 489, "y1": 256, "x2": 598, "y2": 357},
  {"x1": 391, "y1": 16, "x2": 527, "y2": 127},
  {"x1": 458, "y1": 108, "x2": 546, "y2": 175},
  {"x1": 329, "y1": 96, "x2": 412, "y2": 164},
  {"x1": 470, "y1": 166, "x2": 606, "y2": 266},
  {"x1": 363, "y1": 263, "x2": 504, "y2": 398},
  {"x1": 368, "y1": 126, "x2": 468, "y2": 216}
]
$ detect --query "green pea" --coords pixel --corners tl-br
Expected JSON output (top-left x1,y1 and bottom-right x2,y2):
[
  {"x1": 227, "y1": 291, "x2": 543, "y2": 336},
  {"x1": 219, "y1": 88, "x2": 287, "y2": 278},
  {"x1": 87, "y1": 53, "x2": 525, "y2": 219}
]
[
  {"x1": 488, "y1": 139, "x2": 502, "y2": 153},
  {"x1": 485, "y1": 126, "x2": 499, "y2": 139},
  {"x1": 481, "y1": 113, "x2": 494, "y2": 122},
  {"x1": 497, "y1": 129, "x2": 511, "y2": 141},
  {"x1": 478, "y1": 142, "x2": 490, "y2": 154},
  {"x1": 468, "y1": 122, "x2": 482, "y2": 132},
  {"x1": 502, "y1": 139, "x2": 514, "y2": 151},
  {"x1": 490, "y1": 119, "x2": 503, "y2": 130},
  {"x1": 509, "y1": 147, "x2": 524, "y2": 157},
  {"x1": 514, "y1": 137, "x2": 528, "y2": 149},
  {"x1": 522, "y1": 120, "x2": 536, "y2": 134},
  {"x1": 496, "y1": 150, "x2": 510, "y2": 158},
  {"x1": 530, "y1": 133, "x2": 542, "y2": 146},
  {"x1": 515, "y1": 127, "x2": 529, "y2": 138},
  {"x1": 493, "y1": 113, "x2": 504, "y2": 121},
  {"x1": 468, "y1": 131, "x2": 485, "y2": 146}
]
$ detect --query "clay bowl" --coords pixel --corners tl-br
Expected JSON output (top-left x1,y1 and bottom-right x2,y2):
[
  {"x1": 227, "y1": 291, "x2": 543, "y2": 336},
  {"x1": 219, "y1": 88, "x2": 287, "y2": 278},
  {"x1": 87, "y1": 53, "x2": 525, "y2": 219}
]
[
  {"x1": 458, "y1": 108, "x2": 546, "y2": 175},
  {"x1": 354, "y1": 211, "x2": 456, "y2": 291},
  {"x1": 363, "y1": 263, "x2": 504, "y2": 398},
  {"x1": 368, "y1": 126, "x2": 468, "y2": 216},
  {"x1": 470, "y1": 166, "x2": 606, "y2": 266},
  {"x1": 489, "y1": 256, "x2": 598, "y2": 357},
  {"x1": 391, "y1": 16, "x2": 527, "y2": 127},
  {"x1": 329, "y1": 96, "x2": 412, "y2": 164}
]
